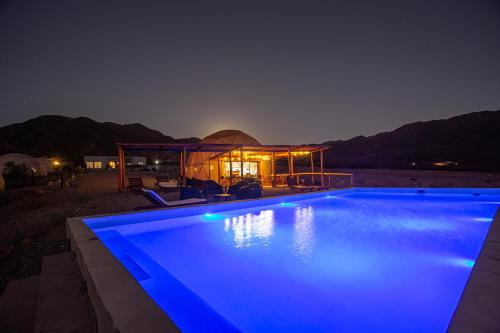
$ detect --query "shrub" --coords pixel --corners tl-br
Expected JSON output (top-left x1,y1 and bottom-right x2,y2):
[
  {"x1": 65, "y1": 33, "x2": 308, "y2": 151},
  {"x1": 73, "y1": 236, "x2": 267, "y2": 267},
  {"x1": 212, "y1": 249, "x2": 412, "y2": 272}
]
[{"x1": 2, "y1": 161, "x2": 30, "y2": 179}]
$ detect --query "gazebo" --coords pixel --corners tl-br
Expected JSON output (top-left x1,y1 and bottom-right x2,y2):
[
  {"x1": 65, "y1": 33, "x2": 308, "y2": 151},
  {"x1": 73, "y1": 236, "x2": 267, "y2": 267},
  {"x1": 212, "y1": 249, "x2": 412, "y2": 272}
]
[{"x1": 115, "y1": 130, "x2": 351, "y2": 191}]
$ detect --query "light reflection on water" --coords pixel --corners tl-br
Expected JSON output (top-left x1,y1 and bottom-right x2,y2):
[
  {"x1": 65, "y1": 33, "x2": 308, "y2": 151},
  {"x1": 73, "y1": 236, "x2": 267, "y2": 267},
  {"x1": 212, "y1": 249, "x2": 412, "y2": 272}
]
[
  {"x1": 224, "y1": 210, "x2": 275, "y2": 248},
  {"x1": 292, "y1": 206, "x2": 315, "y2": 259}
]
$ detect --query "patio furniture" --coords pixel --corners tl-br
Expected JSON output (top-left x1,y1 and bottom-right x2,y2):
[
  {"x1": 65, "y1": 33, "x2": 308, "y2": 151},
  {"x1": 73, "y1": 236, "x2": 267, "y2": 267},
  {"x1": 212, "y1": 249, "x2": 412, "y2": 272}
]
[
  {"x1": 186, "y1": 178, "x2": 206, "y2": 191},
  {"x1": 156, "y1": 176, "x2": 179, "y2": 192},
  {"x1": 228, "y1": 181, "x2": 249, "y2": 195},
  {"x1": 236, "y1": 182, "x2": 262, "y2": 199},
  {"x1": 136, "y1": 188, "x2": 206, "y2": 210},
  {"x1": 204, "y1": 180, "x2": 224, "y2": 197},
  {"x1": 128, "y1": 177, "x2": 144, "y2": 193},
  {"x1": 180, "y1": 187, "x2": 204, "y2": 200}
]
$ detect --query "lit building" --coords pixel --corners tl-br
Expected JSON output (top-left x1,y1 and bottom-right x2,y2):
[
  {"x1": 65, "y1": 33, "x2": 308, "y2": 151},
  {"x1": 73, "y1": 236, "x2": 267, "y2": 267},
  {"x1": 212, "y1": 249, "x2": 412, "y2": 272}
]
[{"x1": 84, "y1": 155, "x2": 146, "y2": 169}]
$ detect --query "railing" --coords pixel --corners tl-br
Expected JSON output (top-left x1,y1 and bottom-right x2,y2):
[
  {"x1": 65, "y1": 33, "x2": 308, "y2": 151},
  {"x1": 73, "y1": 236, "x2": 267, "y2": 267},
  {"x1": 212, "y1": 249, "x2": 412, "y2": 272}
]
[{"x1": 274, "y1": 172, "x2": 353, "y2": 188}]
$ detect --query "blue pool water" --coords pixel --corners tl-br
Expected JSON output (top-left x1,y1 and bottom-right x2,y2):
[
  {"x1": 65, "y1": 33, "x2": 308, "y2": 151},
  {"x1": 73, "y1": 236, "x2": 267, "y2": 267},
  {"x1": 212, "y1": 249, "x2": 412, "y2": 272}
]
[{"x1": 84, "y1": 188, "x2": 500, "y2": 333}]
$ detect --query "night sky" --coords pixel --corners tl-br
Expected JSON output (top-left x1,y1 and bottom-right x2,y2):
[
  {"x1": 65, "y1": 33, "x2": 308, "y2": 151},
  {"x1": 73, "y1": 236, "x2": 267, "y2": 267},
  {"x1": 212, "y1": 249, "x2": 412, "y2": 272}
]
[{"x1": 1, "y1": 1, "x2": 500, "y2": 144}]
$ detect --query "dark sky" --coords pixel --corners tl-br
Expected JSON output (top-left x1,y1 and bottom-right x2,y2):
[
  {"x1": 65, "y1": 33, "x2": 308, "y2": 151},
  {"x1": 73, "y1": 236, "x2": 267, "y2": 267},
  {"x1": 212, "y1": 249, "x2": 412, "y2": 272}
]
[{"x1": 1, "y1": 1, "x2": 500, "y2": 144}]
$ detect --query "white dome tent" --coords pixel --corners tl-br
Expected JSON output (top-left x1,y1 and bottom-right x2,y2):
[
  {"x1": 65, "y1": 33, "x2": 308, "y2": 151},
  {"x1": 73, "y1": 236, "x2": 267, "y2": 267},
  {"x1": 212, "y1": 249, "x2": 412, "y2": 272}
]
[
  {"x1": 186, "y1": 130, "x2": 261, "y2": 180},
  {"x1": 0, "y1": 153, "x2": 48, "y2": 177}
]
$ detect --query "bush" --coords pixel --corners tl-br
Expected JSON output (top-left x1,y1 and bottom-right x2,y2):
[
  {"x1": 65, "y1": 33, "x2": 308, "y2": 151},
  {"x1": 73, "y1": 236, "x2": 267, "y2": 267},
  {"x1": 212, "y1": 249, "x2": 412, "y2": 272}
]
[{"x1": 2, "y1": 161, "x2": 30, "y2": 179}]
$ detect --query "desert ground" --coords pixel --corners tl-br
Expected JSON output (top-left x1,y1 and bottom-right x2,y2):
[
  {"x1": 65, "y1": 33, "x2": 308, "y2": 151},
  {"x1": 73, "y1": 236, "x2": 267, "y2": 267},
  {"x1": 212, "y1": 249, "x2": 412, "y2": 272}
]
[{"x1": 1, "y1": 168, "x2": 500, "y2": 295}]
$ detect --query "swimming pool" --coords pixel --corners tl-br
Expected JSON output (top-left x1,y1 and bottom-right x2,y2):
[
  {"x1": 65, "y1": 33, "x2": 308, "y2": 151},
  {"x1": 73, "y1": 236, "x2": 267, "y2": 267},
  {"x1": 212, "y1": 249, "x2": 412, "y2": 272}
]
[{"x1": 82, "y1": 188, "x2": 500, "y2": 333}]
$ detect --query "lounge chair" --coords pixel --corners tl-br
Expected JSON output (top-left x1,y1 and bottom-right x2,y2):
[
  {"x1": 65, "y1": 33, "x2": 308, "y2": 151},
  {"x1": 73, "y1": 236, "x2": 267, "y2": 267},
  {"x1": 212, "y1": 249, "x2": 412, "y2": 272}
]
[
  {"x1": 156, "y1": 176, "x2": 179, "y2": 192},
  {"x1": 136, "y1": 188, "x2": 206, "y2": 210},
  {"x1": 236, "y1": 182, "x2": 262, "y2": 199},
  {"x1": 204, "y1": 180, "x2": 223, "y2": 197},
  {"x1": 128, "y1": 177, "x2": 144, "y2": 193},
  {"x1": 228, "y1": 181, "x2": 249, "y2": 195},
  {"x1": 180, "y1": 187, "x2": 204, "y2": 200},
  {"x1": 186, "y1": 177, "x2": 206, "y2": 191}
]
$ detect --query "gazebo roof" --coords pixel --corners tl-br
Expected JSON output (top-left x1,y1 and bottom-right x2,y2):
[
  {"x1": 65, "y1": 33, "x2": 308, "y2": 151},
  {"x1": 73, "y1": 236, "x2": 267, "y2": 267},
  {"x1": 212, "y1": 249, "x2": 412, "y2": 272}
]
[{"x1": 116, "y1": 142, "x2": 330, "y2": 153}]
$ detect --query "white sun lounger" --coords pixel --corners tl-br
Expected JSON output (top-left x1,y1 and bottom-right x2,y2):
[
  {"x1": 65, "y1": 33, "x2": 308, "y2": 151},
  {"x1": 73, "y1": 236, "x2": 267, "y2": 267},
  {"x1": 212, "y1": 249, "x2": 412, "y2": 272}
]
[
  {"x1": 157, "y1": 180, "x2": 179, "y2": 189},
  {"x1": 141, "y1": 188, "x2": 206, "y2": 208}
]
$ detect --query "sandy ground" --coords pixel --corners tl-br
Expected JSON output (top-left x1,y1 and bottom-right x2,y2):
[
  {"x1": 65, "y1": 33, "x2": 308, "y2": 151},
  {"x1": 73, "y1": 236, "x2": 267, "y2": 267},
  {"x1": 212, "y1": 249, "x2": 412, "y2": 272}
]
[
  {"x1": 338, "y1": 168, "x2": 500, "y2": 188},
  {"x1": 1, "y1": 168, "x2": 500, "y2": 294}
]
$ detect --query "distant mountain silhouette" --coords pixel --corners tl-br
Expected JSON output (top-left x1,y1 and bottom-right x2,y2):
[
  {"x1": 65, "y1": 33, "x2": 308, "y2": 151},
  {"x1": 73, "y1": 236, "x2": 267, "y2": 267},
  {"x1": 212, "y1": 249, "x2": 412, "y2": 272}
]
[
  {"x1": 0, "y1": 115, "x2": 199, "y2": 161},
  {"x1": 322, "y1": 110, "x2": 500, "y2": 171},
  {"x1": 1, "y1": 111, "x2": 500, "y2": 171}
]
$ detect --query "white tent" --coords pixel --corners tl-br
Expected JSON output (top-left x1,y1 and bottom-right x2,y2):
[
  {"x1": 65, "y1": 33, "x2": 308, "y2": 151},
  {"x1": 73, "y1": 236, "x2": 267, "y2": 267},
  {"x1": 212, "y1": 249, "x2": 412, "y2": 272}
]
[
  {"x1": 0, "y1": 153, "x2": 48, "y2": 176},
  {"x1": 186, "y1": 130, "x2": 261, "y2": 180}
]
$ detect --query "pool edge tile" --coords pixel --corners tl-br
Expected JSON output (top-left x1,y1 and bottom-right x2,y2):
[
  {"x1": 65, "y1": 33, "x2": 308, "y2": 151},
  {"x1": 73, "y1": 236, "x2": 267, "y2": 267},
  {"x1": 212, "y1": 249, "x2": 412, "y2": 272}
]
[{"x1": 447, "y1": 206, "x2": 500, "y2": 333}]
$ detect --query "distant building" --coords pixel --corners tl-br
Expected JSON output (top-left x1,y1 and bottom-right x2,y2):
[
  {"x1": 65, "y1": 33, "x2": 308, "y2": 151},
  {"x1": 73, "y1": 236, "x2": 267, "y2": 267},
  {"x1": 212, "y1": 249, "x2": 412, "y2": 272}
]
[
  {"x1": 433, "y1": 161, "x2": 459, "y2": 167},
  {"x1": 84, "y1": 155, "x2": 146, "y2": 169}
]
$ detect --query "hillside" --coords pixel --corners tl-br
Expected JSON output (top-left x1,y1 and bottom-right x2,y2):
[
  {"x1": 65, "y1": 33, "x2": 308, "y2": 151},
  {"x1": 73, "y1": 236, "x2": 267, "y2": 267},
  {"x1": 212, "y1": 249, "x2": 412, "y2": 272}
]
[
  {"x1": 323, "y1": 110, "x2": 500, "y2": 171},
  {"x1": 0, "y1": 115, "x2": 199, "y2": 162},
  {"x1": 1, "y1": 111, "x2": 500, "y2": 171}
]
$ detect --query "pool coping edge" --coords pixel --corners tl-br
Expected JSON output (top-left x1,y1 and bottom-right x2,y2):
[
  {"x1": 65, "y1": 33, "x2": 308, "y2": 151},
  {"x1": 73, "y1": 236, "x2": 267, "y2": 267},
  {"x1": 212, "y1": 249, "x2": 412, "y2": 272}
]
[
  {"x1": 447, "y1": 205, "x2": 500, "y2": 333},
  {"x1": 67, "y1": 216, "x2": 180, "y2": 333}
]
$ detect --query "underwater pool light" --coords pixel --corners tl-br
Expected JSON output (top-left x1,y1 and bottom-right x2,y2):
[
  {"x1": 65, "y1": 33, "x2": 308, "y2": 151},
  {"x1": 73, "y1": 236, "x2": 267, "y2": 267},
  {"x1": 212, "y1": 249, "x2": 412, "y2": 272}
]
[
  {"x1": 456, "y1": 258, "x2": 475, "y2": 268},
  {"x1": 473, "y1": 217, "x2": 493, "y2": 223},
  {"x1": 280, "y1": 202, "x2": 297, "y2": 207},
  {"x1": 204, "y1": 213, "x2": 224, "y2": 220}
]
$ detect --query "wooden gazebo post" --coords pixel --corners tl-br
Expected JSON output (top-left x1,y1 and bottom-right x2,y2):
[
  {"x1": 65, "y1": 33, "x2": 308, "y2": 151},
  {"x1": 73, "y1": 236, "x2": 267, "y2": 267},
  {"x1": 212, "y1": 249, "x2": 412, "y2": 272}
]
[
  {"x1": 182, "y1": 145, "x2": 187, "y2": 187},
  {"x1": 117, "y1": 145, "x2": 125, "y2": 192},
  {"x1": 271, "y1": 151, "x2": 276, "y2": 187},
  {"x1": 217, "y1": 156, "x2": 221, "y2": 183},
  {"x1": 320, "y1": 149, "x2": 324, "y2": 187},
  {"x1": 229, "y1": 151, "x2": 233, "y2": 185},
  {"x1": 240, "y1": 145, "x2": 244, "y2": 180},
  {"x1": 208, "y1": 157, "x2": 211, "y2": 181},
  {"x1": 310, "y1": 151, "x2": 315, "y2": 185},
  {"x1": 287, "y1": 148, "x2": 292, "y2": 179},
  {"x1": 179, "y1": 150, "x2": 184, "y2": 187}
]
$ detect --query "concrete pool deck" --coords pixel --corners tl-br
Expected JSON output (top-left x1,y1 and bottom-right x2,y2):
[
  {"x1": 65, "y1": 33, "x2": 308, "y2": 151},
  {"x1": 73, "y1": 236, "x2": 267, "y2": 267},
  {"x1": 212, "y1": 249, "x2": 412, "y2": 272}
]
[
  {"x1": 447, "y1": 208, "x2": 500, "y2": 333},
  {"x1": 67, "y1": 189, "x2": 500, "y2": 333}
]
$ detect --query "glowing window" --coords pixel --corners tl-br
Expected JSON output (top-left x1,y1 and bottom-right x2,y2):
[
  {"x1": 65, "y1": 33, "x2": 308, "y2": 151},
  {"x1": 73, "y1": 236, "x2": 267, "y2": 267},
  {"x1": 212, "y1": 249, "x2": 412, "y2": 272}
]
[{"x1": 224, "y1": 162, "x2": 258, "y2": 176}]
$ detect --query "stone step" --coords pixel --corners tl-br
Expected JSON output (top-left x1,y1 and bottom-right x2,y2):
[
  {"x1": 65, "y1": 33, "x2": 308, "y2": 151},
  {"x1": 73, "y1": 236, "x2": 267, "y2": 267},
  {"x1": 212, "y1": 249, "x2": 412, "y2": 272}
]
[
  {"x1": 0, "y1": 275, "x2": 40, "y2": 333},
  {"x1": 35, "y1": 252, "x2": 96, "y2": 333}
]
